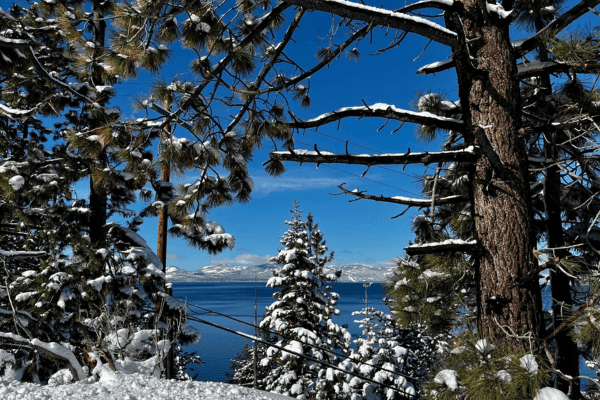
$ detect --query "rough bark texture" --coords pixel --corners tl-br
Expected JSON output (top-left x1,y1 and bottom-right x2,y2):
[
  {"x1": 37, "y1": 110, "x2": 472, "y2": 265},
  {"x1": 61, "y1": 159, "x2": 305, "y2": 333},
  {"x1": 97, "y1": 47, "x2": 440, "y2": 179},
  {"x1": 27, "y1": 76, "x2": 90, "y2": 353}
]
[
  {"x1": 89, "y1": 0, "x2": 107, "y2": 246},
  {"x1": 450, "y1": 1, "x2": 545, "y2": 340}
]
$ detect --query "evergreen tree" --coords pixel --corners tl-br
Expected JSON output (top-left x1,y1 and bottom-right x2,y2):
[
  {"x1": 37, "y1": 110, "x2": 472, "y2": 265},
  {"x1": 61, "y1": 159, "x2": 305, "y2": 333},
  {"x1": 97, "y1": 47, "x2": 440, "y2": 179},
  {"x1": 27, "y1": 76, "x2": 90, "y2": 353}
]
[
  {"x1": 0, "y1": 0, "x2": 248, "y2": 383},
  {"x1": 257, "y1": 202, "x2": 352, "y2": 399}
]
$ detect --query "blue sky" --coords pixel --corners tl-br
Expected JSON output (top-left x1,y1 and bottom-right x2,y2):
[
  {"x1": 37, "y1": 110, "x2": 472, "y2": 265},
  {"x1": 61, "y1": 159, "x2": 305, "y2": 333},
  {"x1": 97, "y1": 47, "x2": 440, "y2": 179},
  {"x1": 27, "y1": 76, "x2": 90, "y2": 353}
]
[
  {"x1": 68, "y1": 0, "x2": 594, "y2": 271},
  {"x1": 133, "y1": 11, "x2": 455, "y2": 271}
]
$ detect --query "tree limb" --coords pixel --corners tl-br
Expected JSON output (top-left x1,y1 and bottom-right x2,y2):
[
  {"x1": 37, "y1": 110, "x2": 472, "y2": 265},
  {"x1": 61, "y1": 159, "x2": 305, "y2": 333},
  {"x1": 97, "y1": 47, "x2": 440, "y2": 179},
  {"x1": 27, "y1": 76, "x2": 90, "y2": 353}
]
[
  {"x1": 281, "y1": 0, "x2": 458, "y2": 46},
  {"x1": 404, "y1": 239, "x2": 477, "y2": 255},
  {"x1": 516, "y1": 61, "x2": 600, "y2": 79},
  {"x1": 417, "y1": 59, "x2": 455, "y2": 75},
  {"x1": 337, "y1": 183, "x2": 468, "y2": 206},
  {"x1": 0, "y1": 333, "x2": 84, "y2": 381},
  {"x1": 287, "y1": 103, "x2": 465, "y2": 132},
  {"x1": 270, "y1": 146, "x2": 477, "y2": 166}
]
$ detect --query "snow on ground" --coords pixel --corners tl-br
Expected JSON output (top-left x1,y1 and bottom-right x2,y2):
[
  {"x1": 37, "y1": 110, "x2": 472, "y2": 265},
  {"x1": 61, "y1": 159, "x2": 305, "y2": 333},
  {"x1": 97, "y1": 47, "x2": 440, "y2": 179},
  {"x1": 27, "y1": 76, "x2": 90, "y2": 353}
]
[{"x1": 0, "y1": 373, "x2": 294, "y2": 400}]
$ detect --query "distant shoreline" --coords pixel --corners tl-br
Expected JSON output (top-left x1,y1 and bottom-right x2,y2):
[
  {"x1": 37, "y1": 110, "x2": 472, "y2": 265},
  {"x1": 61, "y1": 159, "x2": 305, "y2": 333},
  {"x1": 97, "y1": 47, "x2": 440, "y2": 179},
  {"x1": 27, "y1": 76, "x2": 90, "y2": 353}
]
[
  {"x1": 167, "y1": 279, "x2": 388, "y2": 283},
  {"x1": 166, "y1": 264, "x2": 391, "y2": 284}
]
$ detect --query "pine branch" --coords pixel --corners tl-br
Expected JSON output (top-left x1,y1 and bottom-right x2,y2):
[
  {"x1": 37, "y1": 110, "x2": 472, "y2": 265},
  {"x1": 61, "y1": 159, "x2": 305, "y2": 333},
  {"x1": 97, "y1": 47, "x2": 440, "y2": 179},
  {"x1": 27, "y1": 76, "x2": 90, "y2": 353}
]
[
  {"x1": 287, "y1": 103, "x2": 465, "y2": 132},
  {"x1": 225, "y1": 9, "x2": 306, "y2": 134},
  {"x1": 0, "y1": 249, "x2": 47, "y2": 258},
  {"x1": 153, "y1": 3, "x2": 291, "y2": 122},
  {"x1": 27, "y1": 47, "x2": 98, "y2": 106},
  {"x1": 337, "y1": 183, "x2": 468, "y2": 206},
  {"x1": 270, "y1": 146, "x2": 476, "y2": 167},
  {"x1": 280, "y1": 0, "x2": 458, "y2": 46},
  {"x1": 404, "y1": 239, "x2": 477, "y2": 255},
  {"x1": 516, "y1": 60, "x2": 600, "y2": 79},
  {"x1": 398, "y1": 0, "x2": 454, "y2": 13},
  {"x1": 0, "y1": 35, "x2": 30, "y2": 48},
  {"x1": 417, "y1": 59, "x2": 455, "y2": 75}
]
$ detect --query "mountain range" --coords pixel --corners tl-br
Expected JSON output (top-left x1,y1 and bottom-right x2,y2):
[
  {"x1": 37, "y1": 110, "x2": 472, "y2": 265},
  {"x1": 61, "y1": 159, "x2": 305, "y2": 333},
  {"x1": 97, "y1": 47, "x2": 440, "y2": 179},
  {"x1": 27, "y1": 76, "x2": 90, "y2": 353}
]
[{"x1": 166, "y1": 263, "x2": 392, "y2": 283}]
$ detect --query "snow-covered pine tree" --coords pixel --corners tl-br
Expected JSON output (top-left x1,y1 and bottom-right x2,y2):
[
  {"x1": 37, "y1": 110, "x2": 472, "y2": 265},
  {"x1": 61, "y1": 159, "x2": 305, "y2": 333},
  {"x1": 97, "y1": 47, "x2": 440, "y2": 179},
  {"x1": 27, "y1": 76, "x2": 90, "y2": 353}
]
[
  {"x1": 341, "y1": 288, "x2": 452, "y2": 400},
  {"x1": 346, "y1": 305, "x2": 418, "y2": 399},
  {"x1": 0, "y1": 0, "x2": 237, "y2": 383},
  {"x1": 227, "y1": 337, "x2": 272, "y2": 387},
  {"x1": 257, "y1": 202, "x2": 352, "y2": 399}
]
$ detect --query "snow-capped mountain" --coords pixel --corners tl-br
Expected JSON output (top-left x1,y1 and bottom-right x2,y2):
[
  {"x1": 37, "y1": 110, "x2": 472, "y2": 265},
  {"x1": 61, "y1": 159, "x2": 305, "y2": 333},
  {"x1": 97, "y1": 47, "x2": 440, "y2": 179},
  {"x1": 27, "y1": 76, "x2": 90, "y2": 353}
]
[{"x1": 166, "y1": 263, "x2": 391, "y2": 283}]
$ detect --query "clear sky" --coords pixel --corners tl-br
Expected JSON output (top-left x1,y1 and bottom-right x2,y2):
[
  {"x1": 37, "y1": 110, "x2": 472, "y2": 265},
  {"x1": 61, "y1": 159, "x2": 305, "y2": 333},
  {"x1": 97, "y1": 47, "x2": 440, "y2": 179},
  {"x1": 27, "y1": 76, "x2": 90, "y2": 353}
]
[
  {"x1": 69, "y1": 0, "x2": 592, "y2": 271},
  {"x1": 142, "y1": 5, "x2": 454, "y2": 271}
]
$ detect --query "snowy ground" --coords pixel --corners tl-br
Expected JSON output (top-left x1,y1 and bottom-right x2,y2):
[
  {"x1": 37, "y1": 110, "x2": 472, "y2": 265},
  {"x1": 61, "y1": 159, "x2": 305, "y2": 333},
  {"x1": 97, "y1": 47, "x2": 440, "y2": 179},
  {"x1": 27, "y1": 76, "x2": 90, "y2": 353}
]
[{"x1": 0, "y1": 373, "x2": 294, "y2": 400}]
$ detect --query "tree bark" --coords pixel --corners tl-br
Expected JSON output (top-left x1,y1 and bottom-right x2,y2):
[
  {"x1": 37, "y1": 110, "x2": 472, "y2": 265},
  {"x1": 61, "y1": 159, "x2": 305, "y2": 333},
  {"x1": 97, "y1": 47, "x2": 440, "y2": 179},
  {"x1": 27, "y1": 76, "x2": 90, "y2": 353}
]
[
  {"x1": 450, "y1": 1, "x2": 545, "y2": 340},
  {"x1": 157, "y1": 102, "x2": 174, "y2": 379},
  {"x1": 89, "y1": 0, "x2": 107, "y2": 246}
]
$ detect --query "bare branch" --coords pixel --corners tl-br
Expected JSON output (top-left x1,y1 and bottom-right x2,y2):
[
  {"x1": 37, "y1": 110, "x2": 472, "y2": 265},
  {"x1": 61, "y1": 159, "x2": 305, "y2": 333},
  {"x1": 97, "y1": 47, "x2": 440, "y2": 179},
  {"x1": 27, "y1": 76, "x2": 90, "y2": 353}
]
[
  {"x1": 337, "y1": 183, "x2": 468, "y2": 206},
  {"x1": 417, "y1": 59, "x2": 455, "y2": 75},
  {"x1": 517, "y1": 61, "x2": 600, "y2": 79},
  {"x1": 270, "y1": 146, "x2": 477, "y2": 166},
  {"x1": 404, "y1": 239, "x2": 478, "y2": 255},
  {"x1": 0, "y1": 249, "x2": 47, "y2": 259},
  {"x1": 287, "y1": 103, "x2": 465, "y2": 132},
  {"x1": 398, "y1": 0, "x2": 454, "y2": 13},
  {"x1": 281, "y1": 0, "x2": 458, "y2": 46}
]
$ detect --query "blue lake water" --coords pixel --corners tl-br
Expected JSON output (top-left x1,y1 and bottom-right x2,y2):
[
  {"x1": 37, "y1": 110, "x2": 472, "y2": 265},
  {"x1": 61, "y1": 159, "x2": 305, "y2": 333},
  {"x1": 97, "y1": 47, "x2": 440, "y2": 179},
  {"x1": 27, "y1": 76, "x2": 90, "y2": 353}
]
[
  {"x1": 174, "y1": 282, "x2": 386, "y2": 382},
  {"x1": 175, "y1": 282, "x2": 596, "y2": 388}
]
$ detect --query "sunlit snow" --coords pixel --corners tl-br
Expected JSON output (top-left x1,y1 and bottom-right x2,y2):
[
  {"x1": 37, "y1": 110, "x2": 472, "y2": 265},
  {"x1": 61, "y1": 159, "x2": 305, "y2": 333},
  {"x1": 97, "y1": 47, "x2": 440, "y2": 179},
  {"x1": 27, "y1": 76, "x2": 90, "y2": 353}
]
[{"x1": 0, "y1": 373, "x2": 295, "y2": 400}]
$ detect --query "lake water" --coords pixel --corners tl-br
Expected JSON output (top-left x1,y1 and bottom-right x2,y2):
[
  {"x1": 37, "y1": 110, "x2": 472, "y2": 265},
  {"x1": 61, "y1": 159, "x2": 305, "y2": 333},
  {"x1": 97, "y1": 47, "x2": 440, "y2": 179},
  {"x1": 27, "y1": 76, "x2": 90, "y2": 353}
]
[
  {"x1": 175, "y1": 282, "x2": 596, "y2": 388},
  {"x1": 174, "y1": 282, "x2": 386, "y2": 382}
]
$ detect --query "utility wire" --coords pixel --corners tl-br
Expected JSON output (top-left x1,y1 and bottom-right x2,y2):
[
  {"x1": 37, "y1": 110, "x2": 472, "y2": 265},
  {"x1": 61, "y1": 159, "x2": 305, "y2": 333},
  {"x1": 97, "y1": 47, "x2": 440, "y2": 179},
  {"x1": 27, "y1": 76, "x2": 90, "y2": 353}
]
[
  {"x1": 185, "y1": 303, "x2": 420, "y2": 383},
  {"x1": 185, "y1": 314, "x2": 418, "y2": 399}
]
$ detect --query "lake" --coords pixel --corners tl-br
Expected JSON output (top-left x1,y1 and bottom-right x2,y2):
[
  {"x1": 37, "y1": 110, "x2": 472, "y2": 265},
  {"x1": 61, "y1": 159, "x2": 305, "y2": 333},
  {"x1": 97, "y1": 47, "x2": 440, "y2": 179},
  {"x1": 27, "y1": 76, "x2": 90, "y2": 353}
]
[
  {"x1": 175, "y1": 282, "x2": 596, "y2": 389},
  {"x1": 174, "y1": 282, "x2": 386, "y2": 382}
]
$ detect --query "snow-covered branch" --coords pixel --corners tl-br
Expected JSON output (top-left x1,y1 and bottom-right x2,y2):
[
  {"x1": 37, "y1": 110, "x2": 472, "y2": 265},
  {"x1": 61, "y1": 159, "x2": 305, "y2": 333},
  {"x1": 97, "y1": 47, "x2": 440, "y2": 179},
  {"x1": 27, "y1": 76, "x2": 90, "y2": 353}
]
[
  {"x1": 337, "y1": 183, "x2": 468, "y2": 206},
  {"x1": 0, "y1": 103, "x2": 38, "y2": 120},
  {"x1": 516, "y1": 60, "x2": 600, "y2": 79},
  {"x1": 398, "y1": 0, "x2": 454, "y2": 13},
  {"x1": 0, "y1": 332, "x2": 85, "y2": 381},
  {"x1": 417, "y1": 59, "x2": 455, "y2": 75},
  {"x1": 270, "y1": 146, "x2": 476, "y2": 166},
  {"x1": 404, "y1": 239, "x2": 477, "y2": 255},
  {"x1": 288, "y1": 103, "x2": 464, "y2": 132},
  {"x1": 0, "y1": 35, "x2": 30, "y2": 48},
  {"x1": 281, "y1": 0, "x2": 458, "y2": 46},
  {"x1": 0, "y1": 249, "x2": 47, "y2": 258}
]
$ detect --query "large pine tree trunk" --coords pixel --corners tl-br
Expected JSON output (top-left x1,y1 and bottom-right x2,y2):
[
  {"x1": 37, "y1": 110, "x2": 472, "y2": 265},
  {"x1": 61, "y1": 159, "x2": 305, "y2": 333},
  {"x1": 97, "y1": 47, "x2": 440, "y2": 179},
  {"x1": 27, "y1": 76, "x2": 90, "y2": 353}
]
[
  {"x1": 450, "y1": 0, "x2": 545, "y2": 340},
  {"x1": 89, "y1": 0, "x2": 107, "y2": 246}
]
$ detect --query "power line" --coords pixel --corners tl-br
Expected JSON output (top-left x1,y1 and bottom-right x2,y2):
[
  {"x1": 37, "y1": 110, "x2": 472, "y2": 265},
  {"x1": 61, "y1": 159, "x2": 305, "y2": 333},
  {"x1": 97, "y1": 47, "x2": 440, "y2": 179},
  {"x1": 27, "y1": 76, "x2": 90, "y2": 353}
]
[
  {"x1": 185, "y1": 302, "x2": 419, "y2": 383},
  {"x1": 185, "y1": 313, "x2": 418, "y2": 399}
]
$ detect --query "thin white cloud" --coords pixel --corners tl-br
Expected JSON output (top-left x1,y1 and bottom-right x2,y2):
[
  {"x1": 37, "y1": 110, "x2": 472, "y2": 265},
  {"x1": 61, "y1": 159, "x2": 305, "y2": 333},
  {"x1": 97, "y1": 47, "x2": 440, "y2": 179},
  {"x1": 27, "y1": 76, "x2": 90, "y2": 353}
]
[
  {"x1": 209, "y1": 253, "x2": 274, "y2": 265},
  {"x1": 252, "y1": 175, "x2": 343, "y2": 195},
  {"x1": 167, "y1": 252, "x2": 185, "y2": 261}
]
